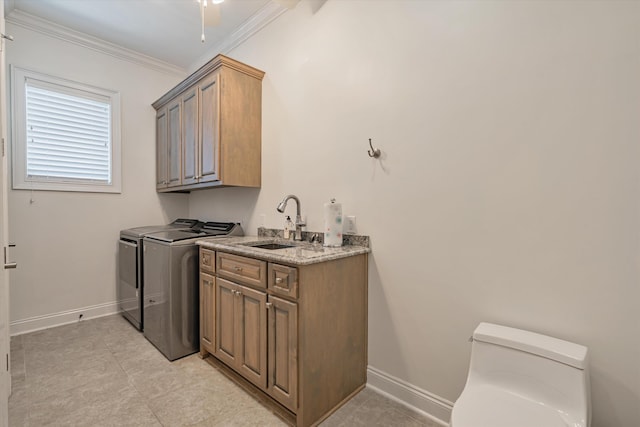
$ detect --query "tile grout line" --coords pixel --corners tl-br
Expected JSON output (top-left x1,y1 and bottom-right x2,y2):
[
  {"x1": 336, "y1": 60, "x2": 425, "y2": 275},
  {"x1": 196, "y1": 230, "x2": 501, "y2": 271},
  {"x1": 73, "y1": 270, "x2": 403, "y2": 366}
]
[{"x1": 99, "y1": 320, "x2": 167, "y2": 427}]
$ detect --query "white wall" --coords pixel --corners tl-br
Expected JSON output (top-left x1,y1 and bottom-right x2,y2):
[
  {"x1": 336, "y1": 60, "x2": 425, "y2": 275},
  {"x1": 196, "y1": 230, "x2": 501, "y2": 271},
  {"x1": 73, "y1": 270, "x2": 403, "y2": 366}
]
[
  {"x1": 188, "y1": 1, "x2": 640, "y2": 426},
  {"x1": 6, "y1": 23, "x2": 189, "y2": 331}
]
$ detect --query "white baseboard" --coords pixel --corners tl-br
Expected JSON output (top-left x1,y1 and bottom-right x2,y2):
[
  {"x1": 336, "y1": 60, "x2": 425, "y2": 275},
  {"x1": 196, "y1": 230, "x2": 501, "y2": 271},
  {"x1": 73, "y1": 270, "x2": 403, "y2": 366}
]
[
  {"x1": 367, "y1": 365, "x2": 453, "y2": 426},
  {"x1": 10, "y1": 301, "x2": 120, "y2": 336}
]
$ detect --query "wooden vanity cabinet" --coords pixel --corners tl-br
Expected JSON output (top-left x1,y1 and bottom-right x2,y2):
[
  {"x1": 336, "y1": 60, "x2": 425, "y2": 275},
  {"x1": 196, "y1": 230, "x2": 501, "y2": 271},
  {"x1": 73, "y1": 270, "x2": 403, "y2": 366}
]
[
  {"x1": 153, "y1": 54, "x2": 264, "y2": 192},
  {"x1": 199, "y1": 248, "x2": 368, "y2": 426}
]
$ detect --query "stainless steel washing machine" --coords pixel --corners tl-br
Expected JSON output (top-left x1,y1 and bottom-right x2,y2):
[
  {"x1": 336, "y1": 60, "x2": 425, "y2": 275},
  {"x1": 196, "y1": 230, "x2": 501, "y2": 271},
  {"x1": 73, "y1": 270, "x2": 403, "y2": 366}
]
[
  {"x1": 142, "y1": 222, "x2": 243, "y2": 360},
  {"x1": 118, "y1": 218, "x2": 202, "y2": 331}
]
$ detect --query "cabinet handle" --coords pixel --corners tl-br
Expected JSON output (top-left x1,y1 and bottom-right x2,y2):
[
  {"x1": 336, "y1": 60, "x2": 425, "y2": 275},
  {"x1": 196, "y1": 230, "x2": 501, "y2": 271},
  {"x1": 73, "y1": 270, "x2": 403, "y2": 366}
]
[
  {"x1": 234, "y1": 266, "x2": 243, "y2": 272},
  {"x1": 265, "y1": 302, "x2": 272, "y2": 310},
  {"x1": 275, "y1": 277, "x2": 284, "y2": 284}
]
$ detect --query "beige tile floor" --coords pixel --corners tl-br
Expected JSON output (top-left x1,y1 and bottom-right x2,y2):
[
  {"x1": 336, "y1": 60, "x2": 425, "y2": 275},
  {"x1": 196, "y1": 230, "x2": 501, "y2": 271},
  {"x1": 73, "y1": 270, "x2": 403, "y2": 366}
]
[{"x1": 8, "y1": 315, "x2": 440, "y2": 427}]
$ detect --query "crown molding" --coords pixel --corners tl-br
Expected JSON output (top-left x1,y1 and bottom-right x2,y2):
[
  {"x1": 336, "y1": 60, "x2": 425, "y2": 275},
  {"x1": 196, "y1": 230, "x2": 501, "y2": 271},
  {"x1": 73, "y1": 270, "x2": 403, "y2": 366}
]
[
  {"x1": 189, "y1": 1, "x2": 288, "y2": 73},
  {"x1": 5, "y1": 9, "x2": 187, "y2": 77},
  {"x1": 153, "y1": 54, "x2": 265, "y2": 109}
]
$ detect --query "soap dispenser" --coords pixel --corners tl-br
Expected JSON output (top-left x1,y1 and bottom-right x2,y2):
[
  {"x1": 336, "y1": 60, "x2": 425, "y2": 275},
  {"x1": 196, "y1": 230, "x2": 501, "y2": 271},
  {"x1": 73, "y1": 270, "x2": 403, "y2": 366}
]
[{"x1": 283, "y1": 216, "x2": 294, "y2": 240}]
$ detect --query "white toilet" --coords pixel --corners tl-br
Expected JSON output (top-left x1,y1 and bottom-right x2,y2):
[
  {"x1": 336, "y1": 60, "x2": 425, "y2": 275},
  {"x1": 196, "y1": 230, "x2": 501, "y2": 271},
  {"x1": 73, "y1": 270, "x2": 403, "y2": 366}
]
[{"x1": 450, "y1": 322, "x2": 591, "y2": 427}]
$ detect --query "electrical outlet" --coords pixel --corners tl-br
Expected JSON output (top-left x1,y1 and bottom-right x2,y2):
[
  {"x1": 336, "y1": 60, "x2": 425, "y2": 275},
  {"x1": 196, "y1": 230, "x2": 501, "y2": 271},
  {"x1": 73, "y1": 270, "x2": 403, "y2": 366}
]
[
  {"x1": 344, "y1": 216, "x2": 357, "y2": 234},
  {"x1": 259, "y1": 213, "x2": 266, "y2": 228}
]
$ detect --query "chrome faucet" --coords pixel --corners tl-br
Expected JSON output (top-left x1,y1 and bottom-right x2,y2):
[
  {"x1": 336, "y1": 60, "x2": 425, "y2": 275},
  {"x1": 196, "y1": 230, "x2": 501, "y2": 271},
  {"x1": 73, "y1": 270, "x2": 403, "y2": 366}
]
[{"x1": 276, "y1": 194, "x2": 305, "y2": 240}]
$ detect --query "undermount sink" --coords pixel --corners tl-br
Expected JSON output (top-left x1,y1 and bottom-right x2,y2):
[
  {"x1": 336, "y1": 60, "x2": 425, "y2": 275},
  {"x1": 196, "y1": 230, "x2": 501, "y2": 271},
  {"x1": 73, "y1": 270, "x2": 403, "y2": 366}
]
[{"x1": 249, "y1": 243, "x2": 296, "y2": 250}]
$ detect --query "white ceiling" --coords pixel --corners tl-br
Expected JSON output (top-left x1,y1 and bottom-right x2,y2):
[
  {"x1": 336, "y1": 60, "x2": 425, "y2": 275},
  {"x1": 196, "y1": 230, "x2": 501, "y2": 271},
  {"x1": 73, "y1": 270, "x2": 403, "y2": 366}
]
[{"x1": 4, "y1": 0, "x2": 278, "y2": 70}]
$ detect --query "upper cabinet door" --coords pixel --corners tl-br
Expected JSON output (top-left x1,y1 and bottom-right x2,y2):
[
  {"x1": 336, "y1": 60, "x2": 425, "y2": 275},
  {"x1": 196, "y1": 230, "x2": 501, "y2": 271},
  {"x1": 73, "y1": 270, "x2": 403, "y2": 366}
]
[
  {"x1": 182, "y1": 88, "x2": 198, "y2": 186},
  {"x1": 167, "y1": 99, "x2": 182, "y2": 187},
  {"x1": 155, "y1": 108, "x2": 168, "y2": 189},
  {"x1": 198, "y1": 73, "x2": 220, "y2": 184}
]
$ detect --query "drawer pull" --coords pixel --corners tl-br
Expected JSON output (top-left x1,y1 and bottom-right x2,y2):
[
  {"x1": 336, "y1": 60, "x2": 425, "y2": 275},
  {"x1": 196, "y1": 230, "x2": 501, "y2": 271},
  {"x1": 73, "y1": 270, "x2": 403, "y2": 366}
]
[
  {"x1": 275, "y1": 277, "x2": 284, "y2": 284},
  {"x1": 234, "y1": 266, "x2": 243, "y2": 272}
]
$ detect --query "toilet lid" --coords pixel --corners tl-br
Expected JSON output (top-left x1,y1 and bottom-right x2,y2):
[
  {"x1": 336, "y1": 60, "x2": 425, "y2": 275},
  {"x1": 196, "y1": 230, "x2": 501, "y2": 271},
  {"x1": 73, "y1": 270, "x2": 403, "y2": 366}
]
[{"x1": 451, "y1": 385, "x2": 583, "y2": 427}]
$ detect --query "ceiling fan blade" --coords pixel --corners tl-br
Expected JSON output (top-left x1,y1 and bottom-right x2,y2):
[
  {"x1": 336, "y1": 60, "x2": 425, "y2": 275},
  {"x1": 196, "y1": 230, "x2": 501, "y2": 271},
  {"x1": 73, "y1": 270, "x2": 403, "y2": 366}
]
[
  {"x1": 273, "y1": 0, "x2": 300, "y2": 9},
  {"x1": 204, "y1": 4, "x2": 220, "y2": 27}
]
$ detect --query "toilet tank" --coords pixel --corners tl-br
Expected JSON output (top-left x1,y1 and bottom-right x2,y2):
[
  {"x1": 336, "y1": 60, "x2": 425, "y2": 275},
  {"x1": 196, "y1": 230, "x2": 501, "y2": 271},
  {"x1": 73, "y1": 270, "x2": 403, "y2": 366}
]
[{"x1": 467, "y1": 323, "x2": 590, "y2": 425}]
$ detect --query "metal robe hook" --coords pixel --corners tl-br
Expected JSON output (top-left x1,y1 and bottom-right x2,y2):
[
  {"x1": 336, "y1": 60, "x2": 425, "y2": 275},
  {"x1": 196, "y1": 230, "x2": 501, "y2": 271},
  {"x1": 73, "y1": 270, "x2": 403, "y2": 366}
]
[{"x1": 367, "y1": 138, "x2": 381, "y2": 158}]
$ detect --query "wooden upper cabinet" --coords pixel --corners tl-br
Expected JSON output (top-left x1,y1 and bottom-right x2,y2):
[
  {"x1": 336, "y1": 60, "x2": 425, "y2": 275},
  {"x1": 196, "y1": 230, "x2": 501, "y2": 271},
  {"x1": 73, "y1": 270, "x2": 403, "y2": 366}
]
[
  {"x1": 153, "y1": 54, "x2": 264, "y2": 193},
  {"x1": 199, "y1": 73, "x2": 220, "y2": 184},
  {"x1": 182, "y1": 88, "x2": 198, "y2": 186},
  {"x1": 167, "y1": 98, "x2": 182, "y2": 188},
  {"x1": 155, "y1": 108, "x2": 168, "y2": 189}
]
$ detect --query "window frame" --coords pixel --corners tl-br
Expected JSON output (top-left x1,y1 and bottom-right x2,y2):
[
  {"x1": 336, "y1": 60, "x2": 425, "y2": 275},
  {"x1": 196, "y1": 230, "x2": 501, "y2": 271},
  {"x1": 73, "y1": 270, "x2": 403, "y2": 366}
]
[{"x1": 10, "y1": 66, "x2": 121, "y2": 193}]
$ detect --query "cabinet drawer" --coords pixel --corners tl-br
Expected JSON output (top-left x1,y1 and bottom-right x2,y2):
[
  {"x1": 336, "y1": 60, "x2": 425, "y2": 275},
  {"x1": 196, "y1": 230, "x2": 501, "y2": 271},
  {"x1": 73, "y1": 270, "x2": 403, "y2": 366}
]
[
  {"x1": 217, "y1": 252, "x2": 267, "y2": 289},
  {"x1": 268, "y1": 264, "x2": 298, "y2": 299},
  {"x1": 200, "y1": 248, "x2": 215, "y2": 273}
]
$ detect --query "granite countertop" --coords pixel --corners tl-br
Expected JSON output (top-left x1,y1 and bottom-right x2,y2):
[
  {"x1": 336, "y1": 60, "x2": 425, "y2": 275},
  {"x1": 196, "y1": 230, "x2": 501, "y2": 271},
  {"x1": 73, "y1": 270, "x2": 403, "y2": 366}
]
[{"x1": 196, "y1": 235, "x2": 370, "y2": 266}]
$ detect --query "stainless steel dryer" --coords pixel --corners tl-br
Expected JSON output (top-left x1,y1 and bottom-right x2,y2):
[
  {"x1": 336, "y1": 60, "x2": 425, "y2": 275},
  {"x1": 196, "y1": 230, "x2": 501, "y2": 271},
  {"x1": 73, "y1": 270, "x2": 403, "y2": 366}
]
[
  {"x1": 142, "y1": 222, "x2": 243, "y2": 361},
  {"x1": 118, "y1": 218, "x2": 202, "y2": 331}
]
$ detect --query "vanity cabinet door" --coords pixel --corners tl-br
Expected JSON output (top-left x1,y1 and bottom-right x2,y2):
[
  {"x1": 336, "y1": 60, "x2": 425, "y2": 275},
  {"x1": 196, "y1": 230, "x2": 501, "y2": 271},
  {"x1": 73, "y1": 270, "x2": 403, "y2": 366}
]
[
  {"x1": 267, "y1": 295, "x2": 298, "y2": 412},
  {"x1": 237, "y1": 285, "x2": 267, "y2": 389},
  {"x1": 214, "y1": 277, "x2": 267, "y2": 388},
  {"x1": 199, "y1": 273, "x2": 215, "y2": 356},
  {"x1": 215, "y1": 278, "x2": 239, "y2": 366}
]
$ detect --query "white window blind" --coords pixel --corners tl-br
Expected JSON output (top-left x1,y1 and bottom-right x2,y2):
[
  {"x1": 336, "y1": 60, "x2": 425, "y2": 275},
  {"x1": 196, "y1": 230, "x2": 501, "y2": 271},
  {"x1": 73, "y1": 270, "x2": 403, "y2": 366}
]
[
  {"x1": 25, "y1": 84, "x2": 112, "y2": 183},
  {"x1": 11, "y1": 66, "x2": 121, "y2": 193}
]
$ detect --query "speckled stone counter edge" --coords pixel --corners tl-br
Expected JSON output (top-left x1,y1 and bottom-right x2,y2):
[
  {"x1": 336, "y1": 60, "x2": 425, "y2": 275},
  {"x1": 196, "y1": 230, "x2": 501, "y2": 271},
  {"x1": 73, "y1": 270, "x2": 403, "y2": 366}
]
[{"x1": 196, "y1": 228, "x2": 370, "y2": 266}]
